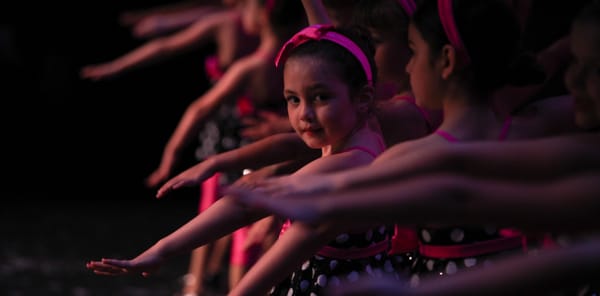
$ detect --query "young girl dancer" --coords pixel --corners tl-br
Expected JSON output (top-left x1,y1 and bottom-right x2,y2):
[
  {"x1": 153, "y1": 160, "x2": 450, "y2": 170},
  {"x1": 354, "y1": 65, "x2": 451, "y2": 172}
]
[
  {"x1": 233, "y1": 1, "x2": 600, "y2": 294},
  {"x1": 86, "y1": 24, "x2": 402, "y2": 295},
  {"x1": 232, "y1": 0, "x2": 550, "y2": 286}
]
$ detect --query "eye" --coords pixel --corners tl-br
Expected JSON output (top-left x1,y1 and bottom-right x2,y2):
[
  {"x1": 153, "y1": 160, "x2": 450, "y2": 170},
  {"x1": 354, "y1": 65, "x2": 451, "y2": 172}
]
[
  {"x1": 314, "y1": 94, "x2": 329, "y2": 103},
  {"x1": 286, "y1": 96, "x2": 300, "y2": 105}
]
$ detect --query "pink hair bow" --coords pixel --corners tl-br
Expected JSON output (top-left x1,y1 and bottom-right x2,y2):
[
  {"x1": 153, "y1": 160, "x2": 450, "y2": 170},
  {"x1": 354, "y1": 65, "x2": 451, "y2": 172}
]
[{"x1": 275, "y1": 24, "x2": 373, "y2": 86}]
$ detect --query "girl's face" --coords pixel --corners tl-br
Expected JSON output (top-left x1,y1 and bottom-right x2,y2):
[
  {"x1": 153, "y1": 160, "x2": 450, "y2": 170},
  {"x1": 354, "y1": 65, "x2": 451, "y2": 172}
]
[
  {"x1": 369, "y1": 28, "x2": 411, "y2": 92},
  {"x1": 283, "y1": 56, "x2": 360, "y2": 149},
  {"x1": 565, "y1": 21, "x2": 600, "y2": 130},
  {"x1": 405, "y1": 24, "x2": 444, "y2": 109}
]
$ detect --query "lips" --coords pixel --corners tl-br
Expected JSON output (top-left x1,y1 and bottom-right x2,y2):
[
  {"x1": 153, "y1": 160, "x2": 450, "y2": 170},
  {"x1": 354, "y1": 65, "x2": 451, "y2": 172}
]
[{"x1": 302, "y1": 127, "x2": 323, "y2": 134}]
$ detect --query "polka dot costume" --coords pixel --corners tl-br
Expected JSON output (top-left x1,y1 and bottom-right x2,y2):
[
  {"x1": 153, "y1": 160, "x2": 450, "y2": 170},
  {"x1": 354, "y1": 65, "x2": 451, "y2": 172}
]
[
  {"x1": 269, "y1": 225, "x2": 403, "y2": 296},
  {"x1": 409, "y1": 226, "x2": 525, "y2": 286}
]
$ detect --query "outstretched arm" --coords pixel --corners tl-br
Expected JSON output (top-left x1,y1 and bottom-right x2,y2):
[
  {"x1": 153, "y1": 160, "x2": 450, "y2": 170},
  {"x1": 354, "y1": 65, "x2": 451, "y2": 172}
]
[
  {"x1": 146, "y1": 55, "x2": 256, "y2": 187},
  {"x1": 86, "y1": 194, "x2": 269, "y2": 276},
  {"x1": 81, "y1": 9, "x2": 239, "y2": 81},
  {"x1": 329, "y1": 132, "x2": 600, "y2": 193},
  {"x1": 155, "y1": 132, "x2": 319, "y2": 197},
  {"x1": 235, "y1": 172, "x2": 600, "y2": 233},
  {"x1": 301, "y1": 0, "x2": 332, "y2": 25},
  {"x1": 227, "y1": 150, "x2": 380, "y2": 295}
]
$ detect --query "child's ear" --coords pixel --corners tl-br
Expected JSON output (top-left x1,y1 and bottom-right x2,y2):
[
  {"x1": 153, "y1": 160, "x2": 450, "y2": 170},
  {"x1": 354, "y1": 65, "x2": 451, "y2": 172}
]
[
  {"x1": 440, "y1": 44, "x2": 458, "y2": 80},
  {"x1": 356, "y1": 85, "x2": 374, "y2": 113}
]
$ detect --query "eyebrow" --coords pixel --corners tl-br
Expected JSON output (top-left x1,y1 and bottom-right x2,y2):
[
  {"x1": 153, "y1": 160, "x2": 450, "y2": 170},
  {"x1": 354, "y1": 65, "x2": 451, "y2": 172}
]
[{"x1": 284, "y1": 83, "x2": 332, "y2": 95}]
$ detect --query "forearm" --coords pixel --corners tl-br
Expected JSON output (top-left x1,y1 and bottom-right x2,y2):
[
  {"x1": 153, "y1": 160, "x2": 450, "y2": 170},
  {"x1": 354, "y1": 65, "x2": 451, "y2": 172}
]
[
  {"x1": 165, "y1": 99, "x2": 218, "y2": 156},
  {"x1": 150, "y1": 6, "x2": 225, "y2": 31},
  {"x1": 231, "y1": 222, "x2": 334, "y2": 296},
  {"x1": 329, "y1": 145, "x2": 451, "y2": 192},
  {"x1": 301, "y1": 0, "x2": 332, "y2": 25},
  {"x1": 105, "y1": 39, "x2": 177, "y2": 74},
  {"x1": 153, "y1": 196, "x2": 267, "y2": 259},
  {"x1": 322, "y1": 173, "x2": 600, "y2": 232},
  {"x1": 212, "y1": 133, "x2": 317, "y2": 171}
]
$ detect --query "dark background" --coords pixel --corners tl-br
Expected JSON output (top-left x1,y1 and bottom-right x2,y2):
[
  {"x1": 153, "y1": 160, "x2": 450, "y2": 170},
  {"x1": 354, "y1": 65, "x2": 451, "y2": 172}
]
[
  {"x1": 1, "y1": 1, "x2": 224, "y2": 295},
  {"x1": 2, "y1": 0, "x2": 213, "y2": 202}
]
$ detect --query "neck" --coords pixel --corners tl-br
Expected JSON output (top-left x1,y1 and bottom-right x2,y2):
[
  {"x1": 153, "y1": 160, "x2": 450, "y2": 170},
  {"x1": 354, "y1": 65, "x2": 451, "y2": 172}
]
[
  {"x1": 438, "y1": 89, "x2": 500, "y2": 140},
  {"x1": 322, "y1": 120, "x2": 382, "y2": 156}
]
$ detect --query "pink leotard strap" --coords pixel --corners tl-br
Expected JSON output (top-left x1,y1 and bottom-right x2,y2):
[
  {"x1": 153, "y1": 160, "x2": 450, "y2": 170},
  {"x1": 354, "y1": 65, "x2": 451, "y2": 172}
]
[
  {"x1": 338, "y1": 133, "x2": 387, "y2": 158},
  {"x1": 436, "y1": 116, "x2": 512, "y2": 142},
  {"x1": 275, "y1": 24, "x2": 373, "y2": 86},
  {"x1": 280, "y1": 220, "x2": 391, "y2": 260},
  {"x1": 338, "y1": 146, "x2": 379, "y2": 159},
  {"x1": 438, "y1": 0, "x2": 470, "y2": 65},
  {"x1": 394, "y1": 94, "x2": 436, "y2": 133},
  {"x1": 434, "y1": 129, "x2": 459, "y2": 142},
  {"x1": 419, "y1": 229, "x2": 526, "y2": 259}
]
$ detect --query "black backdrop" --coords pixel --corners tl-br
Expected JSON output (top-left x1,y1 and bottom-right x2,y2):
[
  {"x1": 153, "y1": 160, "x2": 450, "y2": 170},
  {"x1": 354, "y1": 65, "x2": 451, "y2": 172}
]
[{"x1": 2, "y1": 0, "x2": 215, "y2": 202}]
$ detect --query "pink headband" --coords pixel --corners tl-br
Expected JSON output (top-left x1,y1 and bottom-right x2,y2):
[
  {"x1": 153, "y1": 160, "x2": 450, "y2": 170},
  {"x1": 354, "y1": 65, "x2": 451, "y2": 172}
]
[
  {"x1": 438, "y1": 0, "x2": 470, "y2": 64},
  {"x1": 275, "y1": 24, "x2": 373, "y2": 86},
  {"x1": 398, "y1": 0, "x2": 417, "y2": 16}
]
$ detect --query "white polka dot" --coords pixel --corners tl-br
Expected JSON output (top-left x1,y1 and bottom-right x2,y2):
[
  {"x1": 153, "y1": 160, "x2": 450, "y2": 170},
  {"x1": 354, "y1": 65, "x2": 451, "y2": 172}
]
[
  {"x1": 314, "y1": 255, "x2": 324, "y2": 260},
  {"x1": 445, "y1": 261, "x2": 458, "y2": 275},
  {"x1": 302, "y1": 260, "x2": 310, "y2": 270},
  {"x1": 421, "y1": 229, "x2": 432, "y2": 242},
  {"x1": 450, "y1": 228, "x2": 465, "y2": 243},
  {"x1": 347, "y1": 271, "x2": 360, "y2": 282},
  {"x1": 310, "y1": 293, "x2": 318, "y2": 296},
  {"x1": 426, "y1": 259, "x2": 435, "y2": 271},
  {"x1": 287, "y1": 288, "x2": 294, "y2": 296},
  {"x1": 384, "y1": 260, "x2": 394, "y2": 272},
  {"x1": 365, "y1": 264, "x2": 373, "y2": 275},
  {"x1": 269, "y1": 286, "x2": 275, "y2": 294},
  {"x1": 316, "y1": 274, "x2": 328, "y2": 287},
  {"x1": 300, "y1": 280, "x2": 310, "y2": 291},
  {"x1": 329, "y1": 260, "x2": 338, "y2": 270},
  {"x1": 464, "y1": 258, "x2": 477, "y2": 268},
  {"x1": 365, "y1": 229, "x2": 373, "y2": 241},
  {"x1": 410, "y1": 274, "x2": 420, "y2": 287},
  {"x1": 335, "y1": 233, "x2": 349, "y2": 243}
]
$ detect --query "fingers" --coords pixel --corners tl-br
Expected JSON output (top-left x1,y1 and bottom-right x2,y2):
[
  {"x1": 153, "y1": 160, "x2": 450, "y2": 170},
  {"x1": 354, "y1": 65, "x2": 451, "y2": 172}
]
[
  {"x1": 101, "y1": 258, "x2": 132, "y2": 268},
  {"x1": 156, "y1": 181, "x2": 177, "y2": 199},
  {"x1": 86, "y1": 260, "x2": 129, "y2": 276}
]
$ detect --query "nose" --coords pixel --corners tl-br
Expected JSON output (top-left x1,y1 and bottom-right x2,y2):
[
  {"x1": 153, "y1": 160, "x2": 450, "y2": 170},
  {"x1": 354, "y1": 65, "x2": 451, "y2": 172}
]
[{"x1": 299, "y1": 102, "x2": 315, "y2": 122}]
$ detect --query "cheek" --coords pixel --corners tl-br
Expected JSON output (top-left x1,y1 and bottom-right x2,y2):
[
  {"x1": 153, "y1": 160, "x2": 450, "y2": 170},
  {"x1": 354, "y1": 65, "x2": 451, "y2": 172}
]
[{"x1": 321, "y1": 105, "x2": 356, "y2": 135}]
